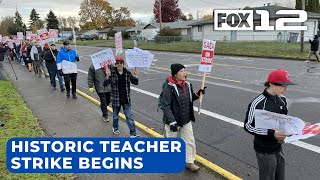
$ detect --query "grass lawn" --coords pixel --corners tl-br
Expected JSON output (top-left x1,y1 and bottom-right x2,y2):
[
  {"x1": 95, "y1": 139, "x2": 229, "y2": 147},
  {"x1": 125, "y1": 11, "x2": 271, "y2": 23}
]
[
  {"x1": 0, "y1": 80, "x2": 74, "y2": 179},
  {"x1": 97, "y1": 40, "x2": 314, "y2": 60}
]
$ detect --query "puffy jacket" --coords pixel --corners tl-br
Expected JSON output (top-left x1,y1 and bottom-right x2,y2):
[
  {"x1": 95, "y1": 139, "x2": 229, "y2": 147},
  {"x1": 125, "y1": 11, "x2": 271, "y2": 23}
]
[
  {"x1": 56, "y1": 47, "x2": 79, "y2": 74},
  {"x1": 87, "y1": 64, "x2": 111, "y2": 93},
  {"x1": 244, "y1": 89, "x2": 288, "y2": 154},
  {"x1": 30, "y1": 45, "x2": 43, "y2": 61},
  {"x1": 161, "y1": 76, "x2": 199, "y2": 127}
]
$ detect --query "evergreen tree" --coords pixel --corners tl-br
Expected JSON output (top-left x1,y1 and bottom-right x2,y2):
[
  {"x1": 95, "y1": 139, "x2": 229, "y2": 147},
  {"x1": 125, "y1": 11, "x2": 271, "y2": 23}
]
[
  {"x1": 29, "y1": 8, "x2": 40, "y2": 29},
  {"x1": 46, "y1": 10, "x2": 59, "y2": 29}
]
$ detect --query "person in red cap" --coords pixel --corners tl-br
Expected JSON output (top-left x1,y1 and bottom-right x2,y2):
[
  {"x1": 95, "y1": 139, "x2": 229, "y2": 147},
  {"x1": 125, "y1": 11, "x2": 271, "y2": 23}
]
[
  {"x1": 104, "y1": 56, "x2": 140, "y2": 138},
  {"x1": 244, "y1": 69, "x2": 297, "y2": 180}
]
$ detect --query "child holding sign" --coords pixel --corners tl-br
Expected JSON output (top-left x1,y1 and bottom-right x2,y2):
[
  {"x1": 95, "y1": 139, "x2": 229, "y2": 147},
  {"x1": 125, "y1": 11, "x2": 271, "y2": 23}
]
[{"x1": 244, "y1": 69, "x2": 297, "y2": 180}]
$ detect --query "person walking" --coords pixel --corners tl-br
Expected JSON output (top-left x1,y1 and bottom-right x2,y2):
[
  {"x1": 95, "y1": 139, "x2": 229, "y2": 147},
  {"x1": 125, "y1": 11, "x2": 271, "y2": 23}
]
[
  {"x1": 0, "y1": 43, "x2": 8, "y2": 80},
  {"x1": 244, "y1": 69, "x2": 297, "y2": 180},
  {"x1": 104, "y1": 57, "x2": 140, "y2": 138},
  {"x1": 44, "y1": 43, "x2": 65, "y2": 91},
  {"x1": 306, "y1": 35, "x2": 320, "y2": 63},
  {"x1": 88, "y1": 65, "x2": 111, "y2": 122},
  {"x1": 160, "y1": 63, "x2": 206, "y2": 172},
  {"x1": 30, "y1": 41, "x2": 43, "y2": 77},
  {"x1": 56, "y1": 41, "x2": 80, "y2": 99}
]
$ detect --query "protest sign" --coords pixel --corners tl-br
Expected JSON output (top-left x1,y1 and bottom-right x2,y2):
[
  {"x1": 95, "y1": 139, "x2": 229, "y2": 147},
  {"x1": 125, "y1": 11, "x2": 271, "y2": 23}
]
[
  {"x1": 285, "y1": 123, "x2": 320, "y2": 143},
  {"x1": 37, "y1": 28, "x2": 51, "y2": 44},
  {"x1": 0, "y1": 35, "x2": 2, "y2": 42},
  {"x1": 26, "y1": 31, "x2": 32, "y2": 40},
  {"x1": 115, "y1": 32, "x2": 122, "y2": 55},
  {"x1": 49, "y1": 29, "x2": 59, "y2": 42},
  {"x1": 90, "y1": 48, "x2": 115, "y2": 70},
  {"x1": 198, "y1": 39, "x2": 216, "y2": 114},
  {"x1": 17, "y1": 32, "x2": 24, "y2": 40},
  {"x1": 254, "y1": 109, "x2": 305, "y2": 135},
  {"x1": 6, "y1": 137, "x2": 186, "y2": 173},
  {"x1": 125, "y1": 48, "x2": 153, "y2": 68}
]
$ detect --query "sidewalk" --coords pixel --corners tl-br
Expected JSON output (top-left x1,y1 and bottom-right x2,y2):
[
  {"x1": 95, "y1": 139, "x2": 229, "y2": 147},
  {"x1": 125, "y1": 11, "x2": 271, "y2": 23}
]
[{"x1": 4, "y1": 61, "x2": 223, "y2": 180}]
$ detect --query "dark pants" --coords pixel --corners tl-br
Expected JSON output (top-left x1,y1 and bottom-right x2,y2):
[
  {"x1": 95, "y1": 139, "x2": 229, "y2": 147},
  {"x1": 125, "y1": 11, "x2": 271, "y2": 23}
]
[
  {"x1": 97, "y1": 92, "x2": 111, "y2": 118},
  {"x1": 49, "y1": 70, "x2": 64, "y2": 89},
  {"x1": 112, "y1": 104, "x2": 136, "y2": 135},
  {"x1": 256, "y1": 151, "x2": 285, "y2": 180},
  {"x1": 63, "y1": 73, "x2": 77, "y2": 94}
]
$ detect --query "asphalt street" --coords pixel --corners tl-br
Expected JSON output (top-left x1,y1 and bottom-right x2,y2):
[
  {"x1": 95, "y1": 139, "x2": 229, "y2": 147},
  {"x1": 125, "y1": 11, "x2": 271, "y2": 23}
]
[{"x1": 67, "y1": 45, "x2": 320, "y2": 180}]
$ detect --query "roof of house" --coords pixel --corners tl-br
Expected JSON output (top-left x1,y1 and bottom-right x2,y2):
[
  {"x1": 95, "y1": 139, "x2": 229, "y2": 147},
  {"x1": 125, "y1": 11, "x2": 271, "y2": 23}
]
[
  {"x1": 98, "y1": 28, "x2": 112, "y2": 33},
  {"x1": 126, "y1": 25, "x2": 146, "y2": 32},
  {"x1": 188, "y1": 5, "x2": 320, "y2": 26},
  {"x1": 112, "y1": 26, "x2": 133, "y2": 32}
]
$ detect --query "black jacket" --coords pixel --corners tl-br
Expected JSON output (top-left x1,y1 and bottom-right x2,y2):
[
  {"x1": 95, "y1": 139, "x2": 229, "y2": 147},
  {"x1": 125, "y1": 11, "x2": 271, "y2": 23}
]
[
  {"x1": 0, "y1": 46, "x2": 7, "y2": 61},
  {"x1": 309, "y1": 38, "x2": 319, "y2": 51},
  {"x1": 44, "y1": 49, "x2": 58, "y2": 71},
  {"x1": 244, "y1": 89, "x2": 288, "y2": 154},
  {"x1": 161, "y1": 77, "x2": 199, "y2": 127}
]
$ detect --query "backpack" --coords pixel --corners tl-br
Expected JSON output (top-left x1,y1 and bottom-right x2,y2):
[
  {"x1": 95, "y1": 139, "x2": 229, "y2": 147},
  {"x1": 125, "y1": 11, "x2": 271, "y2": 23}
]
[{"x1": 157, "y1": 80, "x2": 172, "y2": 112}]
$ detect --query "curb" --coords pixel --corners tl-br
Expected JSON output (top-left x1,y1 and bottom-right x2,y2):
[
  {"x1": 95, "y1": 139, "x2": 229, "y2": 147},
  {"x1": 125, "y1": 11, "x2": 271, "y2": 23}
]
[{"x1": 76, "y1": 89, "x2": 242, "y2": 180}]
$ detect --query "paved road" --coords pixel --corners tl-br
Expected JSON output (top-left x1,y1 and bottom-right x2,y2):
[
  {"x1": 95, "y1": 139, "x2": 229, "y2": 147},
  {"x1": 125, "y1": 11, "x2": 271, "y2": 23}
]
[{"x1": 68, "y1": 45, "x2": 320, "y2": 180}]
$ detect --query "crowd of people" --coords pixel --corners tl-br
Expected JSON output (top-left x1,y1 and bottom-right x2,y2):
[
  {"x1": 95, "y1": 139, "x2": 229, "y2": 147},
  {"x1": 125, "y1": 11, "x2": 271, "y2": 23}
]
[{"x1": 0, "y1": 38, "x2": 310, "y2": 177}]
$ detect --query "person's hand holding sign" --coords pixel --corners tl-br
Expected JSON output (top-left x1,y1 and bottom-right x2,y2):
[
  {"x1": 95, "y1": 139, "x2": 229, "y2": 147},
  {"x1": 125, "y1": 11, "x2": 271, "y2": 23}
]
[
  {"x1": 103, "y1": 66, "x2": 111, "y2": 76},
  {"x1": 133, "y1": 68, "x2": 140, "y2": 78}
]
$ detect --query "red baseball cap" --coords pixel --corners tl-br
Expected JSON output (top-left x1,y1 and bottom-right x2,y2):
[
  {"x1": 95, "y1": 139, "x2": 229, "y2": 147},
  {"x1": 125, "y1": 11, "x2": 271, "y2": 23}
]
[
  {"x1": 115, "y1": 56, "x2": 124, "y2": 62},
  {"x1": 267, "y1": 69, "x2": 297, "y2": 85}
]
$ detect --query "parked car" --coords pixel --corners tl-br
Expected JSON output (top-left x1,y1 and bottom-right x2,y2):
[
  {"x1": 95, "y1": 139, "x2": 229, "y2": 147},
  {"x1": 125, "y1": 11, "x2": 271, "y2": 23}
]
[
  {"x1": 81, "y1": 35, "x2": 98, "y2": 40},
  {"x1": 68, "y1": 35, "x2": 81, "y2": 41}
]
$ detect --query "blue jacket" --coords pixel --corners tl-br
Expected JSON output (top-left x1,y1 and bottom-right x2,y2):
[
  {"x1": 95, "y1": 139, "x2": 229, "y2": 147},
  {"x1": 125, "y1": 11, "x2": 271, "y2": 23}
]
[{"x1": 56, "y1": 47, "x2": 79, "y2": 74}]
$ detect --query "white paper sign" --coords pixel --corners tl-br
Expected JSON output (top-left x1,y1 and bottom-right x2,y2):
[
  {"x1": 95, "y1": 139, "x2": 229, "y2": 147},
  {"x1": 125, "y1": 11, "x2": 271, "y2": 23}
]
[
  {"x1": 125, "y1": 48, "x2": 154, "y2": 68},
  {"x1": 17, "y1": 32, "x2": 24, "y2": 40},
  {"x1": 26, "y1": 31, "x2": 32, "y2": 40},
  {"x1": 0, "y1": 35, "x2": 2, "y2": 42},
  {"x1": 90, "y1": 48, "x2": 115, "y2": 70},
  {"x1": 285, "y1": 123, "x2": 320, "y2": 143},
  {"x1": 49, "y1": 29, "x2": 59, "y2": 42},
  {"x1": 254, "y1": 109, "x2": 305, "y2": 135},
  {"x1": 115, "y1": 32, "x2": 122, "y2": 55}
]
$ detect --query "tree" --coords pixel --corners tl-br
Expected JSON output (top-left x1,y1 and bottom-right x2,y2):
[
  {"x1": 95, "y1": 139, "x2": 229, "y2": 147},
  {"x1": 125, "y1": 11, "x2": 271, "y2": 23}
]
[
  {"x1": 112, "y1": 7, "x2": 136, "y2": 26},
  {"x1": 59, "y1": 17, "x2": 68, "y2": 30},
  {"x1": 29, "y1": 8, "x2": 40, "y2": 30},
  {"x1": 202, "y1": 14, "x2": 213, "y2": 20},
  {"x1": 0, "y1": 16, "x2": 15, "y2": 35},
  {"x1": 79, "y1": 0, "x2": 113, "y2": 30},
  {"x1": 14, "y1": 11, "x2": 25, "y2": 32},
  {"x1": 67, "y1": 16, "x2": 79, "y2": 28},
  {"x1": 153, "y1": 0, "x2": 182, "y2": 22},
  {"x1": 179, "y1": 14, "x2": 187, "y2": 21},
  {"x1": 296, "y1": 0, "x2": 318, "y2": 12},
  {"x1": 46, "y1": 10, "x2": 59, "y2": 29}
]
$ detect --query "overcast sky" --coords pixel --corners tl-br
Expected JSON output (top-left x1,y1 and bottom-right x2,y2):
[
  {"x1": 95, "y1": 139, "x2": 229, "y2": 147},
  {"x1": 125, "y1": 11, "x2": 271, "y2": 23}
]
[{"x1": 0, "y1": 0, "x2": 295, "y2": 25}]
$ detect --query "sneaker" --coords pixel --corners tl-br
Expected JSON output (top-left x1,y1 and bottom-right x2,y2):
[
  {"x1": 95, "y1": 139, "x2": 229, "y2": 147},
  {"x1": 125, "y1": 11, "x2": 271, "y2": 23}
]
[
  {"x1": 102, "y1": 116, "x2": 109, "y2": 122},
  {"x1": 66, "y1": 92, "x2": 70, "y2": 98},
  {"x1": 53, "y1": 87, "x2": 57, "y2": 90},
  {"x1": 130, "y1": 133, "x2": 140, "y2": 138},
  {"x1": 112, "y1": 128, "x2": 120, "y2": 135},
  {"x1": 186, "y1": 163, "x2": 200, "y2": 172},
  {"x1": 72, "y1": 93, "x2": 77, "y2": 99},
  {"x1": 305, "y1": 60, "x2": 310, "y2": 63},
  {"x1": 61, "y1": 88, "x2": 65, "y2": 92}
]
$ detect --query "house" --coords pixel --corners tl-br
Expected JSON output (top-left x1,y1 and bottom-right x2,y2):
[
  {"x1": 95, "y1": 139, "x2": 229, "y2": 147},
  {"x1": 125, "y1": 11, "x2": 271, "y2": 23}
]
[
  {"x1": 126, "y1": 25, "x2": 145, "y2": 38},
  {"x1": 127, "y1": 20, "x2": 199, "y2": 40},
  {"x1": 189, "y1": 5, "x2": 320, "y2": 42},
  {"x1": 59, "y1": 31, "x2": 72, "y2": 39},
  {"x1": 97, "y1": 28, "x2": 112, "y2": 40}
]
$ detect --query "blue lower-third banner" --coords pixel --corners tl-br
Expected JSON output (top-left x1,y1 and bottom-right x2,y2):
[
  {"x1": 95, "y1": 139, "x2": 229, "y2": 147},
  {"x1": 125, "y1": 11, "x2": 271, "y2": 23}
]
[{"x1": 6, "y1": 137, "x2": 186, "y2": 173}]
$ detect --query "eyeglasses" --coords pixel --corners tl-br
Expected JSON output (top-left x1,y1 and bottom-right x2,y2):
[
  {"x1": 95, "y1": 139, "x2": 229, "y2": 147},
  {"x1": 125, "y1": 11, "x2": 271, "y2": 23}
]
[{"x1": 115, "y1": 62, "x2": 124, "y2": 65}]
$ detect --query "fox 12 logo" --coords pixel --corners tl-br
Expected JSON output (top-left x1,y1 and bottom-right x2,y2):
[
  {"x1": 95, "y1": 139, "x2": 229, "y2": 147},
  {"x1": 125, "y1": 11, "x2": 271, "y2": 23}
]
[{"x1": 214, "y1": 10, "x2": 308, "y2": 31}]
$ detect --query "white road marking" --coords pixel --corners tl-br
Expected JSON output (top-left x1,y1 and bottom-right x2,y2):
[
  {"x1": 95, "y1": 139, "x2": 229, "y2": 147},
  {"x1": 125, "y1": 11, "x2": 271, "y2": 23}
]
[{"x1": 77, "y1": 68, "x2": 320, "y2": 154}]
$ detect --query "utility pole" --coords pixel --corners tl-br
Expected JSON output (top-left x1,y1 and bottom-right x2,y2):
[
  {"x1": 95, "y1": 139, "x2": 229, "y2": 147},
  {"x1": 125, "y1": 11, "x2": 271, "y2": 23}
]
[
  {"x1": 158, "y1": 0, "x2": 162, "y2": 31},
  {"x1": 300, "y1": 0, "x2": 305, "y2": 53}
]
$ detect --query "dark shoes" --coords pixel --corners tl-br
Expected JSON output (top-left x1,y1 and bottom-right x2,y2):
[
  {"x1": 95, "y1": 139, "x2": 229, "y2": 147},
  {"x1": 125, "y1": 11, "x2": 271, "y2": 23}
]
[
  {"x1": 66, "y1": 92, "x2": 70, "y2": 98},
  {"x1": 72, "y1": 93, "x2": 77, "y2": 99}
]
